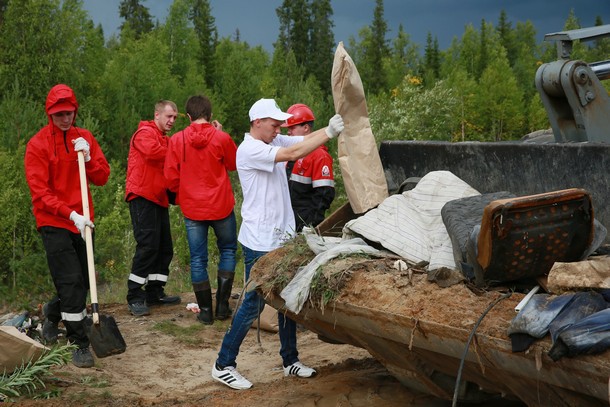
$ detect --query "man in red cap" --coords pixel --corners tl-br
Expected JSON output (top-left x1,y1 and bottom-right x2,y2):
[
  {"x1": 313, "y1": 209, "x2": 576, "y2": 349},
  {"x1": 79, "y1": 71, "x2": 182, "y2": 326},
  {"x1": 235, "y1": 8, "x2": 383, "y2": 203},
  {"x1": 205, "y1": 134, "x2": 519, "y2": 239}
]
[
  {"x1": 281, "y1": 103, "x2": 335, "y2": 232},
  {"x1": 25, "y1": 84, "x2": 110, "y2": 368}
]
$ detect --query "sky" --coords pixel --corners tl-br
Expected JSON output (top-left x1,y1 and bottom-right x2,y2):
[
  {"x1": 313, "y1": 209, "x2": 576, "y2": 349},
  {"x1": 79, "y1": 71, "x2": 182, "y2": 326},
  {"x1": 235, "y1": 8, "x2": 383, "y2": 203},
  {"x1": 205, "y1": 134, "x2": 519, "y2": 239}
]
[{"x1": 81, "y1": 0, "x2": 608, "y2": 53}]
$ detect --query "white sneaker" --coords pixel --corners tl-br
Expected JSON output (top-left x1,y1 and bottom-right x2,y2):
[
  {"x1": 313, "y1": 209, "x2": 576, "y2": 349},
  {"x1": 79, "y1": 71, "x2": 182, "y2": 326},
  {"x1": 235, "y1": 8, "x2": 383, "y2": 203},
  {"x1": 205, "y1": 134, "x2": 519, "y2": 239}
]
[
  {"x1": 212, "y1": 363, "x2": 253, "y2": 390},
  {"x1": 283, "y1": 361, "x2": 317, "y2": 378}
]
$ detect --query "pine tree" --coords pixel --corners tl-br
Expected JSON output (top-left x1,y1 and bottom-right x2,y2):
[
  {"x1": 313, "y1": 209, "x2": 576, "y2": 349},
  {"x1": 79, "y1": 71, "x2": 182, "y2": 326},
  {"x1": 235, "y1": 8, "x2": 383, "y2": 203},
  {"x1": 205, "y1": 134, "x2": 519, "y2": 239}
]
[
  {"x1": 119, "y1": 0, "x2": 154, "y2": 40},
  {"x1": 190, "y1": 0, "x2": 218, "y2": 88},
  {"x1": 367, "y1": 0, "x2": 389, "y2": 93},
  {"x1": 497, "y1": 10, "x2": 518, "y2": 67},
  {"x1": 423, "y1": 32, "x2": 440, "y2": 84},
  {"x1": 276, "y1": 0, "x2": 310, "y2": 63},
  {"x1": 309, "y1": 0, "x2": 335, "y2": 92},
  {"x1": 477, "y1": 49, "x2": 525, "y2": 141},
  {"x1": 476, "y1": 19, "x2": 490, "y2": 78},
  {"x1": 385, "y1": 24, "x2": 420, "y2": 90}
]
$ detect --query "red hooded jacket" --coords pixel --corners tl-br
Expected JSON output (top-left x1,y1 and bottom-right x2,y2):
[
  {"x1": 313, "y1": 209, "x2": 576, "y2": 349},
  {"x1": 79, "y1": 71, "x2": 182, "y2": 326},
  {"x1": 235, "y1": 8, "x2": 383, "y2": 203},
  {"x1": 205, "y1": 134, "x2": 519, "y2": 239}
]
[
  {"x1": 164, "y1": 122, "x2": 237, "y2": 220},
  {"x1": 125, "y1": 120, "x2": 171, "y2": 207},
  {"x1": 25, "y1": 84, "x2": 110, "y2": 231}
]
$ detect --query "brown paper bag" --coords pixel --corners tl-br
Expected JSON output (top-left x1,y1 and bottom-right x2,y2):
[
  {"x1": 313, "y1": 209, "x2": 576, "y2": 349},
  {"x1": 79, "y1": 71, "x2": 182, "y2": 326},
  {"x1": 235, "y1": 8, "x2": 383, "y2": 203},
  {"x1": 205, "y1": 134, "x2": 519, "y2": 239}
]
[
  {"x1": 0, "y1": 326, "x2": 49, "y2": 374},
  {"x1": 331, "y1": 41, "x2": 389, "y2": 214}
]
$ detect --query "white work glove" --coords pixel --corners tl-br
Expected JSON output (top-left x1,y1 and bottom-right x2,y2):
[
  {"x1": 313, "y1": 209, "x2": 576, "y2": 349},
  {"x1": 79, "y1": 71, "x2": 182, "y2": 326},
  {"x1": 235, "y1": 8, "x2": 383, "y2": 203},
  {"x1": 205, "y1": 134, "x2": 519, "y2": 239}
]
[
  {"x1": 325, "y1": 114, "x2": 344, "y2": 139},
  {"x1": 73, "y1": 137, "x2": 91, "y2": 162},
  {"x1": 69, "y1": 211, "x2": 94, "y2": 239}
]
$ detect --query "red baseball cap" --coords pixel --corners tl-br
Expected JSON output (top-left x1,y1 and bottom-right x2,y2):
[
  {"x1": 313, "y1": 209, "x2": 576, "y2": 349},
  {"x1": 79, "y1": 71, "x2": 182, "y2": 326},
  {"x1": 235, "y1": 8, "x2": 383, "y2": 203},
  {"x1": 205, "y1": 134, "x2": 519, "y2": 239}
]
[{"x1": 48, "y1": 100, "x2": 76, "y2": 115}]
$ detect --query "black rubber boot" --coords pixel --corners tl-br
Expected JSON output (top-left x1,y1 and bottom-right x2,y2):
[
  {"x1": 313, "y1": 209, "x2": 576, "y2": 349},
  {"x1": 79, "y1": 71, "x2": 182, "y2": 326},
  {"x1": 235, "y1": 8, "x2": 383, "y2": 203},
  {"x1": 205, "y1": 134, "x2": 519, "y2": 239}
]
[
  {"x1": 215, "y1": 271, "x2": 234, "y2": 321},
  {"x1": 194, "y1": 281, "x2": 213, "y2": 325}
]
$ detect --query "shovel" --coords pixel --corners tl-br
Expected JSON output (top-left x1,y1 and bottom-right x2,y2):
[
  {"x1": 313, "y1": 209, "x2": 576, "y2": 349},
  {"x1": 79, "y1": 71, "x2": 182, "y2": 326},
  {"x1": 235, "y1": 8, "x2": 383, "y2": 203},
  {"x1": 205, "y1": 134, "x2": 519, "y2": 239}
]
[{"x1": 78, "y1": 151, "x2": 127, "y2": 358}]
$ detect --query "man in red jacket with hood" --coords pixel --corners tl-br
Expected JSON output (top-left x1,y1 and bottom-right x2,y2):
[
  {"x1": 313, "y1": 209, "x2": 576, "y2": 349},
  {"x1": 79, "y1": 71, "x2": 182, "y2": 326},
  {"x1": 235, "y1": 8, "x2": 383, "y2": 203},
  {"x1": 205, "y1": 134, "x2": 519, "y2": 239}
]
[
  {"x1": 125, "y1": 100, "x2": 181, "y2": 316},
  {"x1": 164, "y1": 95, "x2": 238, "y2": 324},
  {"x1": 25, "y1": 84, "x2": 110, "y2": 368}
]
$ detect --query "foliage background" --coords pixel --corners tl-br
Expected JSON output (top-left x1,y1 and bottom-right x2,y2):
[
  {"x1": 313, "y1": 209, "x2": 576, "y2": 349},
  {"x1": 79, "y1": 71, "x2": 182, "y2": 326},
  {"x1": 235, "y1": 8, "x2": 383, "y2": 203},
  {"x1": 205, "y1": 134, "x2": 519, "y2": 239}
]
[{"x1": 0, "y1": 0, "x2": 607, "y2": 309}]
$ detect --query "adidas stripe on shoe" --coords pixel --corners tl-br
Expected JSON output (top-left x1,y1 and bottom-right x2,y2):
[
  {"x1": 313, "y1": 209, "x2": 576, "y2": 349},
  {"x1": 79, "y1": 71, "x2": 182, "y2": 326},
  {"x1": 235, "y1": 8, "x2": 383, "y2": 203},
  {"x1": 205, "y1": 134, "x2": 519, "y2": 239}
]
[
  {"x1": 283, "y1": 361, "x2": 317, "y2": 378},
  {"x1": 212, "y1": 362, "x2": 253, "y2": 390}
]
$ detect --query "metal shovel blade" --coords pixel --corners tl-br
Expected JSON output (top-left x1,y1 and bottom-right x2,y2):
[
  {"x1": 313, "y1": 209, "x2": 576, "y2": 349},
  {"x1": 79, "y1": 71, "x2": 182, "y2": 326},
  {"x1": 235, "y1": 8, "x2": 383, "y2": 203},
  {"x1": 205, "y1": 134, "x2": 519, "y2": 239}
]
[{"x1": 84, "y1": 314, "x2": 127, "y2": 358}]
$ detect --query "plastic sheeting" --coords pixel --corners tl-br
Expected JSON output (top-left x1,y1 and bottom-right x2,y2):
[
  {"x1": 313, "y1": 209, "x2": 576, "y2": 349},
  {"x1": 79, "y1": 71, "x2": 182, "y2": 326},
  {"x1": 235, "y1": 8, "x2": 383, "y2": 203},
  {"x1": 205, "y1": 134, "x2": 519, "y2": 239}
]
[
  {"x1": 343, "y1": 170, "x2": 479, "y2": 272},
  {"x1": 280, "y1": 236, "x2": 385, "y2": 314}
]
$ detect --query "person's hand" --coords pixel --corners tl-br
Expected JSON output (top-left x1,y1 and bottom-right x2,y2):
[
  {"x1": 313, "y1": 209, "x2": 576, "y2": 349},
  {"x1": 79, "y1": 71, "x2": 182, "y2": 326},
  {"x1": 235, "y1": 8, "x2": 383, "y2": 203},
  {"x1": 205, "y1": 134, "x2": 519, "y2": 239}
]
[
  {"x1": 211, "y1": 120, "x2": 222, "y2": 131},
  {"x1": 325, "y1": 114, "x2": 344, "y2": 139},
  {"x1": 73, "y1": 137, "x2": 91, "y2": 162},
  {"x1": 69, "y1": 211, "x2": 94, "y2": 239}
]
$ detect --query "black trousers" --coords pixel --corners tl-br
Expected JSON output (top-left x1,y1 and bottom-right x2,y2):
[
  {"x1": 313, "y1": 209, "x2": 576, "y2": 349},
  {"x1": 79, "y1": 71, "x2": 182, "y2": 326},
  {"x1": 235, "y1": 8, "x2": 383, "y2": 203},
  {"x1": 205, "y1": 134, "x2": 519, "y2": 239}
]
[
  {"x1": 127, "y1": 197, "x2": 173, "y2": 303},
  {"x1": 40, "y1": 226, "x2": 90, "y2": 348}
]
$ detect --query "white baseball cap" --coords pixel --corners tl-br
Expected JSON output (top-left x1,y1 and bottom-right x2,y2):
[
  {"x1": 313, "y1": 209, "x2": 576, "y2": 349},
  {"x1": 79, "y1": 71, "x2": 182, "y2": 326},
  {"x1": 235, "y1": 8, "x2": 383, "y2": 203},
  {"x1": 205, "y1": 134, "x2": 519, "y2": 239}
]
[{"x1": 248, "y1": 98, "x2": 293, "y2": 121}]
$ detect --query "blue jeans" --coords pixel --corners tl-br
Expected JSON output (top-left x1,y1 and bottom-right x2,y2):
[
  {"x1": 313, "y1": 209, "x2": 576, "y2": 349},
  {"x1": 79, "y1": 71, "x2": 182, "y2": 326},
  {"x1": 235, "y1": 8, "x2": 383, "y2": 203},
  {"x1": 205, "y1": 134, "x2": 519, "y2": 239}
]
[
  {"x1": 184, "y1": 212, "x2": 237, "y2": 284},
  {"x1": 216, "y1": 244, "x2": 299, "y2": 368}
]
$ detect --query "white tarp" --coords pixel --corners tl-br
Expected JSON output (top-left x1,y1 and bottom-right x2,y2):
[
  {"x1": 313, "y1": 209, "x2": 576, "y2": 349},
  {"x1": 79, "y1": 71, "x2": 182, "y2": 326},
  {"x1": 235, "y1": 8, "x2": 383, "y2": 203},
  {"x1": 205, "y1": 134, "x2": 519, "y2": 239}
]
[
  {"x1": 280, "y1": 236, "x2": 384, "y2": 314},
  {"x1": 342, "y1": 170, "x2": 480, "y2": 271}
]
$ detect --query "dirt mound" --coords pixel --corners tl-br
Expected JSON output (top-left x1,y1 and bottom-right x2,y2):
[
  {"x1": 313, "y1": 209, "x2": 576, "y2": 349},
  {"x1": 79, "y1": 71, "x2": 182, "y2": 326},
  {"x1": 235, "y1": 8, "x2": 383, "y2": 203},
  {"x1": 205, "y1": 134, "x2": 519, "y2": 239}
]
[
  {"x1": 13, "y1": 293, "x2": 435, "y2": 406},
  {"x1": 254, "y1": 236, "x2": 522, "y2": 340}
]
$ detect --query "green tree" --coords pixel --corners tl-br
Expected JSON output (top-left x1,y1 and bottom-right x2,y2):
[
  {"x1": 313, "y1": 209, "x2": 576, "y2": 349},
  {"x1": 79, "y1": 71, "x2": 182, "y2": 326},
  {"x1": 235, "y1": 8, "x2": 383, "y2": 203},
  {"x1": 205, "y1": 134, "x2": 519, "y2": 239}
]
[
  {"x1": 422, "y1": 32, "x2": 440, "y2": 85},
  {"x1": 275, "y1": 0, "x2": 335, "y2": 95},
  {"x1": 190, "y1": 0, "x2": 217, "y2": 88},
  {"x1": 164, "y1": 0, "x2": 202, "y2": 85},
  {"x1": 511, "y1": 21, "x2": 540, "y2": 101},
  {"x1": 384, "y1": 24, "x2": 419, "y2": 90},
  {"x1": 95, "y1": 33, "x2": 181, "y2": 161},
  {"x1": 0, "y1": 0, "x2": 8, "y2": 26},
  {"x1": 309, "y1": 0, "x2": 335, "y2": 93},
  {"x1": 497, "y1": 10, "x2": 518, "y2": 67},
  {"x1": 276, "y1": 0, "x2": 310, "y2": 62},
  {"x1": 476, "y1": 49, "x2": 524, "y2": 141},
  {"x1": 0, "y1": 82, "x2": 43, "y2": 152},
  {"x1": 366, "y1": 0, "x2": 389, "y2": 94},
  {"x1": 211, "y1": 38, "x2": 270, "y2": 141},
  {"x1": 0, "y1": 145, "x2": 50, "y2": 305},
  {"x1": 590, "y1": 15, "x2": 610, "y2": 62},
  {"x1": 119, "y1": 0, "x2": 154, "y2": 40},
  {"x1": 476, "y1": 19, "x2": 494, "y2": 78},
  {"x1": 444, "y1": 67, "x2": 479, "y2": 141},
  {"x1": 264, "y1": 47, "x2": 327, "y2": 122},
  {"x1": 369, "y1": 75, "x2": 458, "y2": 142},
  {"x1": 0, "y1": 0, "x2": 104, "y2": 102},
  {"x1": 451, "y1": 24, "x2": 480, "y2": 77}
]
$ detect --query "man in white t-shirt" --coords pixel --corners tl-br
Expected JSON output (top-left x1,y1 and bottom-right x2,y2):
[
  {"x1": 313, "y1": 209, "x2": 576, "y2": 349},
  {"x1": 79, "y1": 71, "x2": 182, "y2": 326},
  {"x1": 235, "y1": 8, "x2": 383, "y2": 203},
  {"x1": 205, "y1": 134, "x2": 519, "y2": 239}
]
[{"x1": 211, "y1": 98, "x2": 344, "y2": 390}]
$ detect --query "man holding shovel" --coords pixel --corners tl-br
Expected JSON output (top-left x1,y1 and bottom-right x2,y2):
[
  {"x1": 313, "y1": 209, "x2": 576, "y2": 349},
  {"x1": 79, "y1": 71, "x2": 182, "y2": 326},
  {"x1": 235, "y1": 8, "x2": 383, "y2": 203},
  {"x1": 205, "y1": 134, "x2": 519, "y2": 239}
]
[{"x1": 25, "y1": 84, "x2": 110, "y2": 368}]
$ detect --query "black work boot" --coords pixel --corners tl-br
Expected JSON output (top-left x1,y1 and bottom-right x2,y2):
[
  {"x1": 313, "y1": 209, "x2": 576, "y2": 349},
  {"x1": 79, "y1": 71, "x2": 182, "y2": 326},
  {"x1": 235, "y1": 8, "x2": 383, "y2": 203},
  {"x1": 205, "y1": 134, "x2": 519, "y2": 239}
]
[
  {"x1": 42, "y1": 301, "x2": 61, "y2": 344},
  {"x1": 194, "y1": 281, "x2": 213, "y2": 325},
  {"x1": 42, "y1": 318, "x2": 60, "y2": 344},
  {"x1": 72, "y1": 346, "x2": 94, "y2": 368},
  {"x1": 146, "y1": 285, "x2": 181, "y2": 305},
  {"x1": 215, "y1": 271, "x2": 234, "y2": 321}
]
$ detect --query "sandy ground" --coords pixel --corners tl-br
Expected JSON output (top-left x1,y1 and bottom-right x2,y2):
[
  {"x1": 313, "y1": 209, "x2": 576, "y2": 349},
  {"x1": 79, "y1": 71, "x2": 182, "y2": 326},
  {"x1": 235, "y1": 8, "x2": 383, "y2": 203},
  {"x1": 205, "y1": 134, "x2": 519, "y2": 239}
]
[{"x1": 13, "y1": 293, "x2": 449, "y2": 407}]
